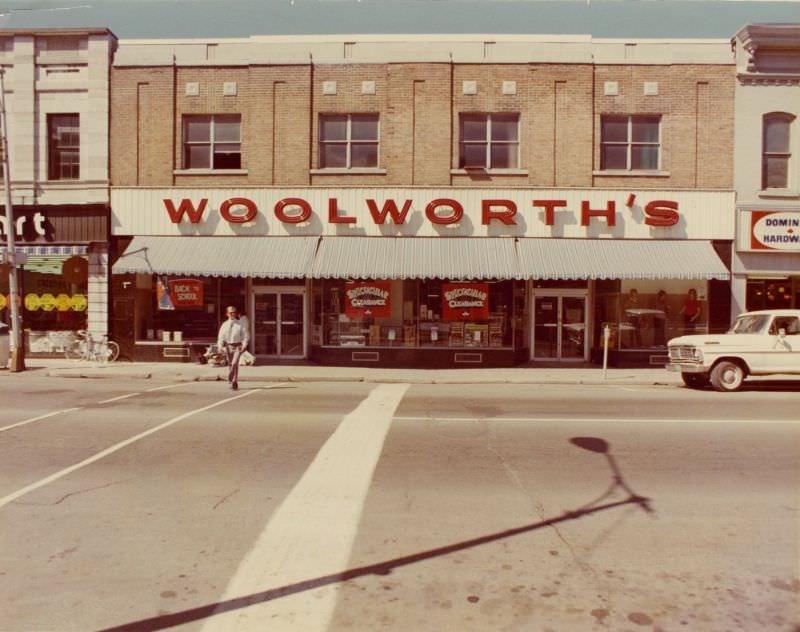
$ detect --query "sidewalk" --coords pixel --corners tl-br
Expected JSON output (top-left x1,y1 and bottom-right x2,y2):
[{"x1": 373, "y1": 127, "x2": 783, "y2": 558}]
[{"x1": 0, "y1": 358, "x2": 682, "y2": 386}]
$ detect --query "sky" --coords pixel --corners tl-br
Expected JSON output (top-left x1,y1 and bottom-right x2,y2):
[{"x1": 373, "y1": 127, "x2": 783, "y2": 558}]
[{"x1": 0, "y1": 0, "x2": 798, "y2": 39}]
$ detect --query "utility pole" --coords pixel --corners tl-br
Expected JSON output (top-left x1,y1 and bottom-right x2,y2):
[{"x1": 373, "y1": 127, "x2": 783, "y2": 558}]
[{"x1": 0, "y1": 68, "x2": 25, "y2": 371}]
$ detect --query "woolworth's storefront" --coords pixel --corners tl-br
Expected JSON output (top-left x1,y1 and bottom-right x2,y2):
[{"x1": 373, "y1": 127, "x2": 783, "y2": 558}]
[{"x1": 111, "y1": 187, "x2": 732, "y2": 367}]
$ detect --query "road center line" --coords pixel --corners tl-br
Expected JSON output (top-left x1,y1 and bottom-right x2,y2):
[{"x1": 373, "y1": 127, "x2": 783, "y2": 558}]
[
  {"x1": 0, "y1": 389, "x2": 261, "y2": 511},
  {"x1": 394, "y1": 415, "x2": 800, "y2": 425},
  {"x1": 0, "y1": 408, "x2": 83, "y2": 433},
  {"x1": 144, "y1": 383, "x2": 193, "y2": 392},
  {"x1": 203, "y1": 382, "x2": 410, "y2": 632},
  {"x1": 98, "y1": 393, "x2": 141, "y2": 404}
]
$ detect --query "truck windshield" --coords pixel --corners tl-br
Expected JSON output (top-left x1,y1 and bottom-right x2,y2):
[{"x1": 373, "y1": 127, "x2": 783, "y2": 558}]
[{"x1": 729, "y1": 314, "x2": 770, "y2": 334}]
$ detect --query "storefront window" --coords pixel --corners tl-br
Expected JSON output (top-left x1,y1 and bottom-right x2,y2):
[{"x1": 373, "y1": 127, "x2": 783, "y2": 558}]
[
  {"x1": 134, "y1": 275, "x2": 245, "y2": 342},
  {"x1": 746, "y1": 277, "x2": 798, "y2": 311},
  {"x1": 0, "y1": 255, "x2": 89, "y2": 354},
  {"x1": 594, "y1": 280, "x2": 709, "y2": 351},
  {"x1": 314, "y1": 278, "x2": 516, "y2": 349}
]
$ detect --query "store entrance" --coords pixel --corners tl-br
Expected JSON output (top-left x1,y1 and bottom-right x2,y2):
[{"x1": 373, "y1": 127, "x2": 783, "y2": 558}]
[
  {"x1": 532, "y1": 292, "x2": 588, "y2": 361},
  {"x1": 252, "y1": 288, "x2": 306, "y2": 359}
]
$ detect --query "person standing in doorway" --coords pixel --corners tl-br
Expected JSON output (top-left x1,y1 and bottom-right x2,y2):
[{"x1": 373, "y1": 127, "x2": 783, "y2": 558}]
[
  {"x1": 680, "y1": 288, "x2": 701, "y2": 334},
  {"x1": 217, "y1": 305, "x2": 249, "y2": 390},
  {"x1": 653, "y1": 289, "x2": 670, "y2": 346}
]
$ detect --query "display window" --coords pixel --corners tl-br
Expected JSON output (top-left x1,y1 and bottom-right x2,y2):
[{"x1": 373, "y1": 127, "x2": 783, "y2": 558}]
[
  {"x1": 133, "y1": 275, "x2": 245, "y2": 342},
  {"x1": 746, "y1": 277, "x2": 799, "y2": 311},
  {"x1": 1, "y1": 254, "x2": 89, "y2": 354},
  {"x1": 594, "y1": 279, "x2": 709, "y2": 351},
  {"x1": 313, "y1": 278, "x2": 516, "y2": 349}
]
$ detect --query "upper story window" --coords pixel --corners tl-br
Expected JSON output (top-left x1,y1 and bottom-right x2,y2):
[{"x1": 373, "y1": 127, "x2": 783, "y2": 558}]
[
  {"x1": 319, "y1": 114, "x2": 379, "y2": 169},
  {"x1": 762, "y1": 113, "x2": 794, "y2": 190},
  {"x1": 459, "y1": 113, "x2": 519, "y2": 169},
  {"x1": 600, "y1": 115, "x2": 660, "y2": 171},
  {"x1": 48, "y1": 113, "x2": 80, "y2": 180},
  {"x1": 182, "y1": 115, "x2": 241, "y2": 170}
]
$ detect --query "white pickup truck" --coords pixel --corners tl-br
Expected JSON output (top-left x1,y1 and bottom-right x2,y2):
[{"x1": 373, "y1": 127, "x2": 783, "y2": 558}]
[{"x1": 667, "y1": 309, "x2": 800, "y2": 392}]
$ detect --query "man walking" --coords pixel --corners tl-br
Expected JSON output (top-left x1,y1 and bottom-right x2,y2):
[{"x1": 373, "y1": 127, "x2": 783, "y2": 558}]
[{"x1": 217, "y1": 305, "x2": 249, "y2": 390}]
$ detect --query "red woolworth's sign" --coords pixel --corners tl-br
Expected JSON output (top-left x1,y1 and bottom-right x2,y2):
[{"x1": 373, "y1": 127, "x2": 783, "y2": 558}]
[
  {"x1": 345, "y1": 281, "x2": 392, "y2": 318},
  {"x1": 162, "y1": 196, "x2": 681, "y2": 228},
  {"x1": 168, "y1": 279, "x2": 204, "y2": 308},
  {"x1": 442, "y1": 283, "x2": 489, "y2": 320}
]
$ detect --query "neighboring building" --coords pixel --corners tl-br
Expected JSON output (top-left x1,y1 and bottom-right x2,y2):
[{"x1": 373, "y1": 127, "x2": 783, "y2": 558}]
[
  {"x1": 0, "y1": 28, "x2": 115, "y2": 356},
  {"x1": 731, "y1": 24, "x2": 800, "y2": 317},
  {"x1": 109, "y1": 34, "x2": 734, "y2": 367}
]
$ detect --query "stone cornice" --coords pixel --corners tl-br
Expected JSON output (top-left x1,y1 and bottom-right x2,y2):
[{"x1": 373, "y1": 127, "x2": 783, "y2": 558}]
[{"x1": 737, "y1": 73, "x2": 800, "y2": 86}]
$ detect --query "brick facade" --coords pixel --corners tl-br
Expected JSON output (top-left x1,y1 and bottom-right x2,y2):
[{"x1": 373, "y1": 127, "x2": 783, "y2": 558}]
[{"x1": 111, "y1": 48, "x2": 735, "y2": 191}]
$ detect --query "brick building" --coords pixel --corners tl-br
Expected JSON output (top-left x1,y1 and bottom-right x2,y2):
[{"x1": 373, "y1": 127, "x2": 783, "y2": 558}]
[
  {"x1": 109, "y1": 34, "x2": 735, "y2": 367},
  {"x1": 0, "y1": 28, "x2": 115, "y2": 357}
]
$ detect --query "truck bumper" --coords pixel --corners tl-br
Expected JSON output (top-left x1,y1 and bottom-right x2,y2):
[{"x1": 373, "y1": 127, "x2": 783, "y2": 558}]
[{"x1": 667, "y1": 363, "x2": 707, "y2": 373}]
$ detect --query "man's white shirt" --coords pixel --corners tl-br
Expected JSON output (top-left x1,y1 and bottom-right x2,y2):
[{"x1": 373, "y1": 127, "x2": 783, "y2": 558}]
[{"x1": 218, "y1": 319, "x2": 249, "y2": 349}]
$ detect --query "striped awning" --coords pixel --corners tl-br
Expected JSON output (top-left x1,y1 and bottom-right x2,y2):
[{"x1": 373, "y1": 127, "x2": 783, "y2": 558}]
[
  {"x1": 311, "y1": 237, "x2": 522, "y2": 280},
  {"x1": 516, "y1": 238, "x2": 730, "y2": 280},
  {"x1": 113, "y1": 236, "x2": 318, "y2": 278},
  {"x1": 1, "y1": 244, "x2": 88, "y2": 256}
]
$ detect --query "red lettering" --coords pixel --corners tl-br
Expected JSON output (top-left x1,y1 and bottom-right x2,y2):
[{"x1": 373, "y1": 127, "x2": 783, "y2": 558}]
[
  {"x1": 163, "y1": 198, "x2": 207, "y2": 224},
  {"x1": 275, "y1": 198, "x2": 312, "y2": 224},
  {"x1": 328, "y1": 198, "x2": 356, "y2": 224},
  {"x1": 533, "y1": 200, "x2": 567, "y2": 226},
  {"x1": 481, "y1": 200, "x2": 517, "y2": 225},
  {"x1": 644, "y1": 200, "x2": 679, "y2": 227},
  {"x1": 426, "y1": 199, "x2": 463, "y2": 225},
  {"x1": 220, "y1": 197, "x2": 257, "y2": 224},
  {"x1": 581, "y1": 201, "x2": 616, "y2": 227},
  {"x1": 367, "y1": 199, "x2": 413, "y2": 225}
]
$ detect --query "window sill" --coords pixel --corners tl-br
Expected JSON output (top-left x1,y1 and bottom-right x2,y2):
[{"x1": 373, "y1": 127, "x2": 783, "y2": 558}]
[
  {"x1": 173, "y1": 169, "x2": 248, "y2": 175},
  {"x1": 758, "y1": 189, "x2": 800, "y2": 200},
  {"x1": 450, "y1": 169, "x2": 529, "y2": 176},
  {"x1": 593, "y1": 170, "x2": 671, "y2": 177},
  {"x1": 309, "y1": 168, "x2": 387, "y2": 175}
]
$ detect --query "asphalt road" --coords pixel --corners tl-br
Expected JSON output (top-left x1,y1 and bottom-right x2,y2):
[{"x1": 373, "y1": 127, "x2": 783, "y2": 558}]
[{"x1": 0, "y1": 376, "x2": 798, "y2": 632}]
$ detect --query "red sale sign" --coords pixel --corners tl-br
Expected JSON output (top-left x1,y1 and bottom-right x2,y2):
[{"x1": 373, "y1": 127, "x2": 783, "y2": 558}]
[
  {"x1": 442, "y1": 283, "x2": 489, "y2": 320},
  {"x1": 345, "y1": 281, "x2": 391, "y2": 318}
]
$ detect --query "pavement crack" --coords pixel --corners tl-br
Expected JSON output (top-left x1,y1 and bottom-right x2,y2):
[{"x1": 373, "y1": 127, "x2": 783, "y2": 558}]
[
  {"x1": 213, "y1": 487, "x2": 240, "y2": 509},
  {"x1": 52, "y1": 479, "x2": 133, "y2": 505}
]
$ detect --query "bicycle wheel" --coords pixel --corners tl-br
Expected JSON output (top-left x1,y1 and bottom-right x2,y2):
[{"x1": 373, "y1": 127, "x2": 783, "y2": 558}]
[
  {"x1": 64, "y1": 341, "x2": 84, "y2": 360},
  {"x1": 105, "y1": 340, "x2": 120, "y2": 362}
]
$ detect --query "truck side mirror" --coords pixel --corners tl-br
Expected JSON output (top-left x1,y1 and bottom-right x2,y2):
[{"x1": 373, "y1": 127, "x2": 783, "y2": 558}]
[{"x1": 778, "y1": 328, "x2": 787, "y2": 338}]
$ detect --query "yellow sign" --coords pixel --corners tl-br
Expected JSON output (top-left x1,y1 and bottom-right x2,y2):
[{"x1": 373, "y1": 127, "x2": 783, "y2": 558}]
[
  {"x1": 0, "y1": 294, "x2": 5, "y2": 310},
  {"x1": 24, "y1": 294, "x2": 41, "y2": 311},
  {"x1": 39, "y1": 293, "x2": 56, "y2": 311},
  {"x1": 70, "y1": 294, "x2": 87, "y2": 312},
  {"x1": 56, "y1": 293, "x2": 72, "y2": 312}
]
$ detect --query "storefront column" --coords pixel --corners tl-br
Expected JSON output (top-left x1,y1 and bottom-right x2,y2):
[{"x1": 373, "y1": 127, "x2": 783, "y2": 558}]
[
  {"x1": 730, "y1": 273, "x2": 747, "y2": 320},
  {"x1": 88, "y1": 243, "x2": 108, "y2": 338}
]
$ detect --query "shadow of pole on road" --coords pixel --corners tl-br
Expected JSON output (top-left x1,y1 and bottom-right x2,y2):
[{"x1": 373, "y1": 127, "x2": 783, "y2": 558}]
[{"x1": 98, "y1": 436, "x2": 652, "y2": 632}]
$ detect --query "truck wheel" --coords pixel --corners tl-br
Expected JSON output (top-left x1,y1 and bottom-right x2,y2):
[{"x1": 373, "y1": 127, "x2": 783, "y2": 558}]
[
  {"x1": 681, "y1": 373, "x2": 710, "y2": 389},
  {"x1": 710, "y1": 360, "x2": 745, "y2": 392}
]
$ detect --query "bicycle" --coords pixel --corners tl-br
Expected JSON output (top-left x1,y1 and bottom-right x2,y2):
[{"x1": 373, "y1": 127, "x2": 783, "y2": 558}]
[{"x1": 64, "y1": 330, "x2": 120, "y2": 363}]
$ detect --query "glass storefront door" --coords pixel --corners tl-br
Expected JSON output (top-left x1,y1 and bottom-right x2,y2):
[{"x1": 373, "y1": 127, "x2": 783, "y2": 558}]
[
  {"x1": 252, "y1": 288, "x2": 306, "y2": 358},
  {"x1": 532, "y1": 293, "x2": 587, "y2": 361}
]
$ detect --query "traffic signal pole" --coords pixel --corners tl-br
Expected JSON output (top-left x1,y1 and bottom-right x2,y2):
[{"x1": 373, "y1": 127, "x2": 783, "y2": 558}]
[{"x1": 0, "y1": 69, "x2": 25, "y2": 372}]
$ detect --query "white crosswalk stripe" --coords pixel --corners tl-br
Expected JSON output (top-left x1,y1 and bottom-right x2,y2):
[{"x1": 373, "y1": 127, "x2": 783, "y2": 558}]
[{"x1": 203, "y1": 383, "x2": 410, "y2": 632}]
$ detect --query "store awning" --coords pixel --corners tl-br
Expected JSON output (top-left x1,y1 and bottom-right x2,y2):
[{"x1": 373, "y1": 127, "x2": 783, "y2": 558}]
[
  {"x1": 310, "y1": 237, "x2": 522, "y2": 280},
  {"x1": 1, "y1": 244, "x2": 88, "y2": 256},
  {"x1": 113, "y1": 236, "x2": 319, "y2": 278},
  {"x1": 516, "y1": 238, "x2": 730, "y2": 280}
]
